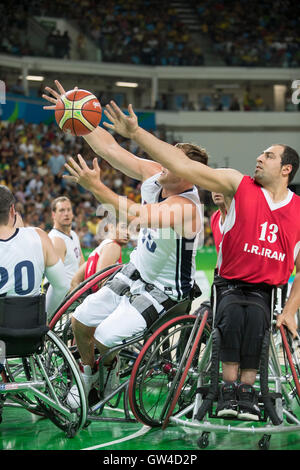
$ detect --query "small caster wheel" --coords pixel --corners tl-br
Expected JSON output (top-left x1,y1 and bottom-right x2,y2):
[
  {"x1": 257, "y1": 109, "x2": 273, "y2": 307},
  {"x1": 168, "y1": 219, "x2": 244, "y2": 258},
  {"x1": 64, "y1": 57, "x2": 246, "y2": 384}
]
[
  {"x1": 197, "y1": 431, "x2": 210, "y2": 449},
  {"x1": 258, "y1": 434, "x2": 271, "y2": 450},
  {"x1": 66, "y1": 426, "x2": 77, "y2": 438}
]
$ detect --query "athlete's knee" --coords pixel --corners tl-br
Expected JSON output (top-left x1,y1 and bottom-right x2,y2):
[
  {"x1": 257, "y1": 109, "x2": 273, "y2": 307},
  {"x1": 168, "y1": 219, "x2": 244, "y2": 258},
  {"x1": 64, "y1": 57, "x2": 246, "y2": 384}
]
[{"x1": 72, "y1": 316, "x2": 95, "y2": 338}]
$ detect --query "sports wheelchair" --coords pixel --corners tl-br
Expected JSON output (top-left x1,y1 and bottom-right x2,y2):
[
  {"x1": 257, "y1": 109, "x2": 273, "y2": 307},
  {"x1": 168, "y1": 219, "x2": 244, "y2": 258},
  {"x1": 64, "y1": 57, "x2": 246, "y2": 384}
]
[
  {"x1": 0, "y1": 295, "x2": 88, "y2": 438},
  {"x1": 48, "y1": 264, "x2": 202, "y2": 424},
  {"x1": 127, "y1": 282, "x2": 300, "y2": 450}
]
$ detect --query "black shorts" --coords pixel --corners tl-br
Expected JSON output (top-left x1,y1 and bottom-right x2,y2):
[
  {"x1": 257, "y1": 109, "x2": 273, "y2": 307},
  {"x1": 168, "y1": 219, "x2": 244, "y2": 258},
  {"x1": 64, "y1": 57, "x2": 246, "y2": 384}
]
[{"x1": 214, "y1": 286, "x2": 271, "y2": 370}]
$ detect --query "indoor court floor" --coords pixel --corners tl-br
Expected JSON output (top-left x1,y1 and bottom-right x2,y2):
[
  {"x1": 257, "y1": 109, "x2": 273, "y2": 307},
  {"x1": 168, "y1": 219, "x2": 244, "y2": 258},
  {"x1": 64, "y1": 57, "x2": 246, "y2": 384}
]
[{"x1": 1, "y1": 402, "x2": 299, "y2": 451}]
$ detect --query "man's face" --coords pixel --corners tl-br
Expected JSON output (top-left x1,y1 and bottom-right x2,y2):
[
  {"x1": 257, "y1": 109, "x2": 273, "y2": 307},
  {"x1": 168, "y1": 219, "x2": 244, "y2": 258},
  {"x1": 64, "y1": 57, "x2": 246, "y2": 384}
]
[
  {"x1": 254, "y1": 145, "x2": 288, "y2": 184},
  {"x1": 212, "y1": 192, "x2": 225, "y2": 206},
  {"x1": 157, "y1": 166, "x2": 181, "y2": 186},
  {"x1": 52, "y1": 200, "x2": 73, "y2": 229},
  {"x1": 116, "y1": 222, "x2": 129, "y2": 245}
]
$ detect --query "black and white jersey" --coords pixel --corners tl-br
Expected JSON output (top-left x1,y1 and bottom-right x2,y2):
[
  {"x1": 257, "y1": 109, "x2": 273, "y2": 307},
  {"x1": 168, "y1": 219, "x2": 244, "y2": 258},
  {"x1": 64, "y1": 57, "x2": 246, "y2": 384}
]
[{"x1": 130, "y1": 173, "x2": 202, "y2": 300}]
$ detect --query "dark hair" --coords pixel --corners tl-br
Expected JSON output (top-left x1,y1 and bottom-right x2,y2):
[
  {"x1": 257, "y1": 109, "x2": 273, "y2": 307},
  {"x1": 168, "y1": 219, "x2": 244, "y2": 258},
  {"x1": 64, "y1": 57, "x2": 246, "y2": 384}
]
[
  {"x1": 175, "y1": 142, "x2": 209, "y2": 166},
  {"x1": 0, "y1": 185, "x2": 15, "y2": 225},
  {"x1": 278, "y1": 144, "x2": 300, "y2": 184},
  {"x1": 51, "y1": 196, "x2": 71, "y2": 212}
]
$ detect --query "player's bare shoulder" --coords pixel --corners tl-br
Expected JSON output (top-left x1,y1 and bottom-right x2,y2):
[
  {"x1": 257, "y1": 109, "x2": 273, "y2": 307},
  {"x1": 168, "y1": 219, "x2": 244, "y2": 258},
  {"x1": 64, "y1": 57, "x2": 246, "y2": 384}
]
[
  {"x1": 215, "y1": 168, "x2": 244, "y2": 193},
  {"x1": 33, "y1": 227, "x2": 53, "y2": 247}
]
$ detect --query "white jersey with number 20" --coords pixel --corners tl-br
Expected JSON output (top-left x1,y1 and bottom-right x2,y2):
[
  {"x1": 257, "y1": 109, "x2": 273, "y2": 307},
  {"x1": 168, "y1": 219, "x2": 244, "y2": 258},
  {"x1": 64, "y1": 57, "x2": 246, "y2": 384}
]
[{"x1": 0, "y1": 227, "x2": 45, "y2": 296}]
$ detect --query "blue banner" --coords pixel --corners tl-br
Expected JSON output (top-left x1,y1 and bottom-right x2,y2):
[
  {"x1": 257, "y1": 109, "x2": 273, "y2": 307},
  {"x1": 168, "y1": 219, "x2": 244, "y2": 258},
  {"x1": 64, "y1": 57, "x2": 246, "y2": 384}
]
[{"x1": 0, "y1": 95, "x2": 156, "y2": 130}]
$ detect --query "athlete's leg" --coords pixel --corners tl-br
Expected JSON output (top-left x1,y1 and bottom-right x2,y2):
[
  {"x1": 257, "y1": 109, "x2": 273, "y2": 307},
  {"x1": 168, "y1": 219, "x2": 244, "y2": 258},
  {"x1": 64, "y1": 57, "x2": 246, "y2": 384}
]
[
  {"x1": 222, "y1": 362, "x2": 240, "y2": 382},
  {"x1": 72, "y1": 284, "x2": 124, "y2": 368},
  {"x1": 240, "y1": 368, "x2": 257, "y2": 385},
  {"x1": 94, "y1": 294, "x2": 147, "y2": 352},
  {"x1": 215, "y1": 295, "x2": 245, "y2": 417},
  {"x1": 72, "y1": 318, "x2": 96, "y2": 367}
]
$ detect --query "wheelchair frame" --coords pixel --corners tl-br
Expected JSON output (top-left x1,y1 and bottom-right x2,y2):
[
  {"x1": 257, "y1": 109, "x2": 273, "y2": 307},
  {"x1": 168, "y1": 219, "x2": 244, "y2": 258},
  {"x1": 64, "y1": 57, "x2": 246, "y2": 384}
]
[
  {"x1": 145, "y1": 286, "x2": 300, "y2": 450},
  {"x1": 0, "y1": 297, "x2": 88, "y2": 438},
  {"x1": 48, "y1": 264, "x2": 196, "y2": 424}
]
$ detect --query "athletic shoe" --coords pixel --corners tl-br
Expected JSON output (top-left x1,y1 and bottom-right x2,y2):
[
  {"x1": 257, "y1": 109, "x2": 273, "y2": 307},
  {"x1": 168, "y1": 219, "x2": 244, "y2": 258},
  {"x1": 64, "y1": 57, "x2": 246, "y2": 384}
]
[
  {"x1": 216, "y1": 382, "x2": 238, "y2": 418},
  {"x1": 66, "y1": 362, "x2": 99, "y2": 409},
  {"x1": 237, "y1": 383, "x2": 261, "y2": 421},
  {"x1": 102, "y1": 356, "x2": 120, "y2": 397}
]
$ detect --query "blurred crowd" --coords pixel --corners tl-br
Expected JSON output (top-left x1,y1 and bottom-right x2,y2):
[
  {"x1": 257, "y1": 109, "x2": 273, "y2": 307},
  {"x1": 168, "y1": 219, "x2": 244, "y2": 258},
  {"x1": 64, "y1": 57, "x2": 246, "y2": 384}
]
[
  {"x1": 0, "y1": 118, "x2": 218, "y2": 249},
  {"x1": 0, "y1": 4, "x2": 33, "y2": 56},
  {"x1": 2, "y1": 0, "x2": 299, "y2": 68},
  {"x1": 74, "y1": 0, "x2": 205, "y2": 66},
  {"x1": 197, "y1": 0, "x2": 300, "y2": 67}
]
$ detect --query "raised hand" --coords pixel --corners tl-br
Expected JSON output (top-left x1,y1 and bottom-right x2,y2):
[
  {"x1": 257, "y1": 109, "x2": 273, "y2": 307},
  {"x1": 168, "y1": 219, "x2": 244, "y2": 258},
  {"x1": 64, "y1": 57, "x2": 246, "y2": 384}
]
[
  {"x1": 42, "y1": 80, "x2": 78, "y2": 110},
  {"x1": 103, "y1": 101, "x2": 138, "y2": 139},
  {"x1": 64, "y1": 154, "x2": 101, "y2": 190}
]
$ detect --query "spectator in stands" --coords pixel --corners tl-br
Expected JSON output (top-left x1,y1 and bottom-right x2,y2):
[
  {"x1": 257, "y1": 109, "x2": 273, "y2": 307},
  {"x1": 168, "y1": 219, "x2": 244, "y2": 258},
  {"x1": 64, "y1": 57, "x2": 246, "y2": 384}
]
[
  {"x1": 47, "y1": 148, "x2": 66, "y2": 180},
  {"x1": 229, "y1": 96, "x2": 240, "y2": 111}
]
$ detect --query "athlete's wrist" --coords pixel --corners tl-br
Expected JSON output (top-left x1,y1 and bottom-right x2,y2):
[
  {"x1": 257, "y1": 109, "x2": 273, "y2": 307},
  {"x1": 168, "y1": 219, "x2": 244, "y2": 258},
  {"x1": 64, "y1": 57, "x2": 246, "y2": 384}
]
[{"x1": 129, "y1": 125, "x2": 141, "y2": 141}]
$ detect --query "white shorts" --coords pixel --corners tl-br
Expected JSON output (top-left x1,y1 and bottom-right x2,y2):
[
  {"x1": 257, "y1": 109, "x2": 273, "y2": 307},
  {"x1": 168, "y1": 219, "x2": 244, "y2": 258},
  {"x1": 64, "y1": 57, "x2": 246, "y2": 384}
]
[{"x1": 73, "y1": 272, "x2": 164, "y2": 348}]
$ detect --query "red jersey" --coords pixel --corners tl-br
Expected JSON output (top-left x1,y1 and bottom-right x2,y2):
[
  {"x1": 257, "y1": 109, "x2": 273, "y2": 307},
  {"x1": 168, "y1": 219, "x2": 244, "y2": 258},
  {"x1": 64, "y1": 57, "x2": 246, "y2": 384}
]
[
  {"x1": 84, "y1": 239, "x2": 122, "y2": 292},
  {"x1": 210, "y1": 210, "x2": 224, "y2": 254},
  {"x1": 218, "y1": 176, "x2": 300, "y2": 286}
]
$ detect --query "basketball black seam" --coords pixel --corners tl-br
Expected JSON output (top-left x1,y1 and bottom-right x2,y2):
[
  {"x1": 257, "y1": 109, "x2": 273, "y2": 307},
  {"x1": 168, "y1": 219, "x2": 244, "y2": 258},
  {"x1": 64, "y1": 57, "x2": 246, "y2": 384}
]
[
  {"x1": 64, "y1": 94, "x2": 101, "y2": 134},
  {"x1": 74, "y1": 104, "x2": 101, "y2": 129}
]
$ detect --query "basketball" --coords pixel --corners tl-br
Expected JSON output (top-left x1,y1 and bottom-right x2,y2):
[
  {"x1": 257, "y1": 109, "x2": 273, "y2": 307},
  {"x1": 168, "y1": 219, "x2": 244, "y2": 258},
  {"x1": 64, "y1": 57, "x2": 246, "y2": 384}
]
[{"x1": 55, "y1": 89, "x2": 102, "y2": 136}]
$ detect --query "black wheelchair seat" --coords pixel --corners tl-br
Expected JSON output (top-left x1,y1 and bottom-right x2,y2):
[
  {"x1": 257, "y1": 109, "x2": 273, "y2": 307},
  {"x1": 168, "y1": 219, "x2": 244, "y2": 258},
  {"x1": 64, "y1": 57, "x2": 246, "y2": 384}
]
[{"x1": 0, "y1": 295, "x2": 49, "y2": 358}]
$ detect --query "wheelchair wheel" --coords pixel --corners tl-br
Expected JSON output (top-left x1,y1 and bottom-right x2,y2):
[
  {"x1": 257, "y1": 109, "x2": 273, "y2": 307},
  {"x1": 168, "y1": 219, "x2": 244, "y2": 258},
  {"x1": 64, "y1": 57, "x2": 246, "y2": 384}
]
[
  {"x1": 162, "y1": 309, "x2": 210, "y2": 429},
  {"x1": 129, "y1": 314, "x2": 202, "y2": 427},
  {"x1": 48, "y1": 264, "x2": 123, "y2": 337},
  {"x1": 280, "y1": 325, "x2": 300, "y2": 406},
  {"x1": 31, "y1": 330, "x2": 88, "y2": 437}
]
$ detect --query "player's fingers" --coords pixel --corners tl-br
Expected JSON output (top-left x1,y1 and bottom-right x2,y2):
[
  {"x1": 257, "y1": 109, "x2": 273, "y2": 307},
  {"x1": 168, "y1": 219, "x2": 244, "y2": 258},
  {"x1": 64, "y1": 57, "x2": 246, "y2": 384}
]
[
  {"x1": 64, "y1": 162, "x2": 79, "y2": 177},
  {"x1": 128, "y1": 103, "x2": 136, "y2": 117},
  {"x1": 63, "y1": 174, "x2": 77, "y2": 183},
  {"x1": 42, "y1": 94, "x2": 57, "y2": 104},
  {"x1": 104, "y1": 105, "x2": 116, "y2": 120},
  {"x1": 43, "y1": 105, "x2": 56, "y2": 110},
  {"x1": 55, "y1": 80, "x2": 66, "y2": 95},
  {"x1": 103, "y1": 121, "x2": 115, "y2": 130},
  {"x1": 93, "y1": 157, "x2": 100, "y2": 169},
  {"x1": 110, "y1": 100, "x2": 125, "y2": 118},
  {"x1": 66, "y1": 157, "x2": 82, "y2": 174},
  {"x1": 44, "y1": 86, "x2": 60, "y2": 99},
  {"x1": 77, "y1": 154, "x2": 88, "y2": 169}
]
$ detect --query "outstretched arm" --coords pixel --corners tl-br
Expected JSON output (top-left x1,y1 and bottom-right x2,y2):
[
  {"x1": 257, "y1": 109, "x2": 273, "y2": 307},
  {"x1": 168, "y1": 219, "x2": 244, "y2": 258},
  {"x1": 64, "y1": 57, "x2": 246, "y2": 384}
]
[
  {"x1": 64, "y1": 154, "x2": 135, "y2": 224},
  {"x1": 103, "y1": 101, "x2": 243, "y2": 197},
  {"x1": 43, "y1": 80, "x2": 160, "y2": 182},
  {"x1": 64, "y1": 155, "x2": 200, "y2": 238}
]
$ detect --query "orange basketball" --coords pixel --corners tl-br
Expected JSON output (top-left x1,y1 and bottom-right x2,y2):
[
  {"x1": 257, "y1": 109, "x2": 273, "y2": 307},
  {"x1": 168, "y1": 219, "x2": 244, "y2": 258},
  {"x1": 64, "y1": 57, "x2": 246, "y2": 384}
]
[{"x1": 55, "y1": 89, "x2": 102, "y2": 136}]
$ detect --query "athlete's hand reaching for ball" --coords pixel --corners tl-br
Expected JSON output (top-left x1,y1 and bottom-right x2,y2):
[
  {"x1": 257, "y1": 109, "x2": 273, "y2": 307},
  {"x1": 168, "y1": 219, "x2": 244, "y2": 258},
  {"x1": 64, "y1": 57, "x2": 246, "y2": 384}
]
[
  {"x1": 103, "y1": 101, "x2": 139, "y2": 139},
  {"x1": 64, "y1": 154, "x2": 101, "y2": 191},
  {"x1": 42, "y1": 80, "x2": 78, "y2": 110}
]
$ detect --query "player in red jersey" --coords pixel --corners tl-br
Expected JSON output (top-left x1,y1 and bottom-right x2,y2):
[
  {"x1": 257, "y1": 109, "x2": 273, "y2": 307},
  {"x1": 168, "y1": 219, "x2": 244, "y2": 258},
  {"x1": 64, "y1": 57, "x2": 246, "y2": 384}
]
[
  {"x1": 210, "y1": 192, "x2": 226, "y2": 254},
  {"x1": 103, "y1": 101, "x2": 300, "y2": 420},
  {"x1": 70, "y1": 219, "x2": 129, "y2": 292}
]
